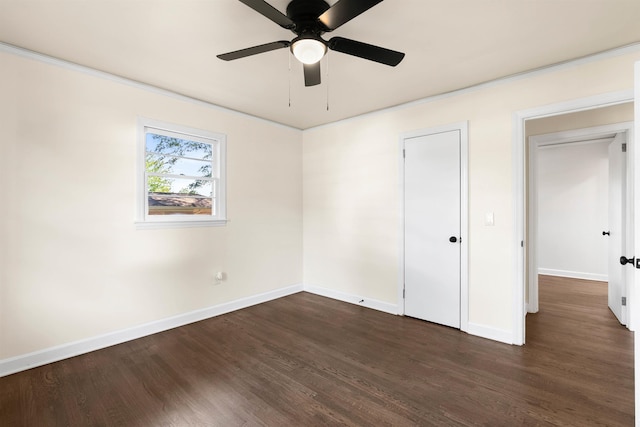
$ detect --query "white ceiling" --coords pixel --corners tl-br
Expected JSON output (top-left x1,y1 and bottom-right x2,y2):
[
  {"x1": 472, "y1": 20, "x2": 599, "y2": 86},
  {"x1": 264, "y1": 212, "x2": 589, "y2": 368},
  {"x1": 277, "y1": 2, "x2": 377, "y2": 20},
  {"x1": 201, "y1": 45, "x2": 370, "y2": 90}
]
[{"x1": 1, "y1": 0, "x2": 640, "y2": 129}]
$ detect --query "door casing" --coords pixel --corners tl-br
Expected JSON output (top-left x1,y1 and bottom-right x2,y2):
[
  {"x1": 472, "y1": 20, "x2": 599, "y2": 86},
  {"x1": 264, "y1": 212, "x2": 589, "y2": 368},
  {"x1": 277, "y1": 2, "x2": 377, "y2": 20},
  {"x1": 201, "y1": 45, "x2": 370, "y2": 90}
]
[
  {"x1": 513, "y1": 90, "x2": 635, "y2": 345},
  {"x1": 398, "y1": 121, "x2": 469, "y2": 333}
]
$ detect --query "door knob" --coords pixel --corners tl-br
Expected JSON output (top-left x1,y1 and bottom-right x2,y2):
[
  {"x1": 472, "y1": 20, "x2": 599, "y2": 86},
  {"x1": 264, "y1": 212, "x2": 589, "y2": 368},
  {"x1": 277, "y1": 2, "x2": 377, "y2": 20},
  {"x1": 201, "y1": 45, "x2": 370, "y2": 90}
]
[
  {"x1": 620, "y1": 256, "x2": 635, "y2": 266},
  {"x1": 602, "y1": 231, "x2": 610, "y2": 236},
  {"x1": 449, "y1": 236, "x2": 458, "y2": 243}
]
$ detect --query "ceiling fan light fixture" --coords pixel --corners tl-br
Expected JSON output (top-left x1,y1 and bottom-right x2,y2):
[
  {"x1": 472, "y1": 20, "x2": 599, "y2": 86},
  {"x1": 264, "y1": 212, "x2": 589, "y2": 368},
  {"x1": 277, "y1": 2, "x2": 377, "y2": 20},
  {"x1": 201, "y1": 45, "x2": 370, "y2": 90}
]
[
  {"x1": 218, "y1": 0, "x2": 406, "y2": 87},
  {"x1": 291, "y1": 37, "x2": 326, "y2": 64}
]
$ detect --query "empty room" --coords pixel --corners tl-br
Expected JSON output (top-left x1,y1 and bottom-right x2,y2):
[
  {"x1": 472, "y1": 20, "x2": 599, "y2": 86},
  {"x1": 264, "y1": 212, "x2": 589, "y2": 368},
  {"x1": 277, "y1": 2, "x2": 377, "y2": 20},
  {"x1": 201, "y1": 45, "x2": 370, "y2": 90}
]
[{"x1": 1, "y1": 0, "x2": 640, "y2": 425}]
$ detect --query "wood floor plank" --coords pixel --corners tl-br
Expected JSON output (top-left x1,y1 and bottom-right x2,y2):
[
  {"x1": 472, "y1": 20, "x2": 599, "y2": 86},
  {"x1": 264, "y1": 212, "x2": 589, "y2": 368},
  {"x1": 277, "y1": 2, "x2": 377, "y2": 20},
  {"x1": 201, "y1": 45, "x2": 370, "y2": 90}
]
[{"x1": 0, "y1": 275, "x2": 633, "y2": 425}]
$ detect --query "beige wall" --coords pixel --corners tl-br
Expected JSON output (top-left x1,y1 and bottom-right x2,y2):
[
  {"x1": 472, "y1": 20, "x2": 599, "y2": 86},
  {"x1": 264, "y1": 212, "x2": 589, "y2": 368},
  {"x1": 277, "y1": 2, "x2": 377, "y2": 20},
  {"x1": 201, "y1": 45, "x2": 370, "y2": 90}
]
[
  {"x1": 2, "y1": 47, "x2": 639, "y2": 361},
  {"x1": 303, "y1": 51, "x2": 640, "y2": 337},
  {"x1": 0, "y1": 52, "x2": 303, "y2": 359}
]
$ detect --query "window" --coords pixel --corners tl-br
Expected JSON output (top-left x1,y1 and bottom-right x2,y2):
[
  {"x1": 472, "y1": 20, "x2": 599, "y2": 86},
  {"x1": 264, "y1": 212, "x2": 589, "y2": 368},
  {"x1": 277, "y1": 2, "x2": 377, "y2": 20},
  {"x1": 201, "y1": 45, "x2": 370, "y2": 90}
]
[{"x1": 136, "y1": 118, "x2": 226, "y2": 229}]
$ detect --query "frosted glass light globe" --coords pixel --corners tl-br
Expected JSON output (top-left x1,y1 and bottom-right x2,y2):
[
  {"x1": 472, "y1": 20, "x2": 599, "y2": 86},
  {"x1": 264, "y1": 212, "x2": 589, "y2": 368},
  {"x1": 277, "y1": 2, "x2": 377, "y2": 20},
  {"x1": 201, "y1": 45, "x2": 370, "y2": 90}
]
[{"x1": 292, "y1": 39, "x2": 326, "y2": 64}]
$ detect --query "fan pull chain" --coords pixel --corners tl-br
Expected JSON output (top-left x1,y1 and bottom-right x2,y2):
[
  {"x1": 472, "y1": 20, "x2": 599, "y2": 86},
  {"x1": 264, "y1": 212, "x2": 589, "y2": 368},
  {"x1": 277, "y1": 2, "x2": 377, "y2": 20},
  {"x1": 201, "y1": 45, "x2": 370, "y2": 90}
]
[
  {"x1": 326, "y1": 54, "x2": 330, "y2": 111},
  {"x1": 288, "y1": 52, "x2": 292, "y2": 107}
]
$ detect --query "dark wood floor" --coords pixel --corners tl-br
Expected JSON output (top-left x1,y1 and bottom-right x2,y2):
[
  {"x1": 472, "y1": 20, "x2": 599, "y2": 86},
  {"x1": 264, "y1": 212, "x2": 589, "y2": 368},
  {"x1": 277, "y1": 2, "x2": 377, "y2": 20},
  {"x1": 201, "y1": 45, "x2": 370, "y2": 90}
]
[{"x1": 1, "y1": 276, "x2": 634, "y2": 426}]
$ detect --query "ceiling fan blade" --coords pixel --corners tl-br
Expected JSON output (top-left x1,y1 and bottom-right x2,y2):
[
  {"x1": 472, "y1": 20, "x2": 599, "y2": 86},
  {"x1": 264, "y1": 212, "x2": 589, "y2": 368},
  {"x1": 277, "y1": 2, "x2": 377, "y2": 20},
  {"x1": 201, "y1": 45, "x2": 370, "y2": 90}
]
[
  {"x1": 217, "y1": 41, "x2": 290, "y2": 61},
  {"x1": 328, "y1": 37, "x2": 404, "y2": 66},
  {"x1": 318, "y1": 0, "x2": 383, "y2": 31},
  {"x1": 304, "y1": 63, "x2": 321, "y2": 87},
  {"x1": 238, "y1": 0, "x2": 295, "y2": 29}
]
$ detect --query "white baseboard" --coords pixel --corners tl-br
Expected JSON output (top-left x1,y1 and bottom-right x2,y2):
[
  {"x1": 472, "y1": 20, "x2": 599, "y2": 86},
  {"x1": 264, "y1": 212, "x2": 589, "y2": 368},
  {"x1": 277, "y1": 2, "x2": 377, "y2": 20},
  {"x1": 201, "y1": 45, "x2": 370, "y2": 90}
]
[
  {"x1": 0, "y1": 283, "x2": 304, "y2": 377},
  {"x1": 538, "y1": 268, "x2": 608, "y2": 282},
  {"x1": 303, "y1": 285, "x2": 515, "y2": 346},
  {"x1": 304, "y1": 284, "x2": 398, "y2": 315},
  {"x1": 302, "y1": 284, "x2": 517, "y2": 346},
  {"x1": 466, "y1": 322, "x2": 513, "y2": 345}
]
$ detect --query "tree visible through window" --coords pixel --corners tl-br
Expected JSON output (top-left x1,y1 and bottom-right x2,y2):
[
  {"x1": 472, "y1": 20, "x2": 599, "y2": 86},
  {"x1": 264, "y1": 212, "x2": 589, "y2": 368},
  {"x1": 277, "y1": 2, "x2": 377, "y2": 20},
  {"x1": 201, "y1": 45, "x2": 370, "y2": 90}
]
[{"x1": 137, "y1": 119, "x2": 226, "y2": 227}]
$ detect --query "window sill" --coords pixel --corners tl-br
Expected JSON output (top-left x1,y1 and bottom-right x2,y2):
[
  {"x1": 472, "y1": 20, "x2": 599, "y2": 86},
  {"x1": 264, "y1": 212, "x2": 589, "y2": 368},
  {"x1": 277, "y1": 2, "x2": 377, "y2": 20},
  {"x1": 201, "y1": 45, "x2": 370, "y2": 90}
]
[{"x1": 135, "y1": 219, "x2": 227, "y2": 230}]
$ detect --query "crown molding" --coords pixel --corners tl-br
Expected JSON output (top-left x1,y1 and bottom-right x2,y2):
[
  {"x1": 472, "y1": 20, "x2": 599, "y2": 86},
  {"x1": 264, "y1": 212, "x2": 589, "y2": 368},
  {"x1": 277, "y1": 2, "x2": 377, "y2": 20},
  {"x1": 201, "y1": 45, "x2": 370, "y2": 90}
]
[
  {"x1": 2, "y1": 40, "x2": 639, "y2": 132},
  {"x1": 306, "y1": 42, "x2": 640, "y2": 132},
  {"x1": 0, "y1": 41, "x2": 301, "y2": 131}
]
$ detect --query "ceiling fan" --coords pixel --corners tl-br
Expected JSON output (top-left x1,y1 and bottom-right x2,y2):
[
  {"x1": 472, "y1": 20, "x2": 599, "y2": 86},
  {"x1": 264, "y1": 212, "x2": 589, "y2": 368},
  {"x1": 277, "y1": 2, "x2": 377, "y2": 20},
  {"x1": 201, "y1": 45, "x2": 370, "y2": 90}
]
[{"x1": 217, "y1": 0, "x2": 405, "y2": 87}]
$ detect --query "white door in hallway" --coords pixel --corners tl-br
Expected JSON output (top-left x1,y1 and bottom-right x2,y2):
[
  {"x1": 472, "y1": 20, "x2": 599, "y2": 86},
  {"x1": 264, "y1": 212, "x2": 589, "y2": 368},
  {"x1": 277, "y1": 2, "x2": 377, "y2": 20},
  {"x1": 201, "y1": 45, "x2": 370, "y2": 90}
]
[
  {"x1": 404, "y1": 130, "x2": 461, "y2": 328},
  {"x1": 608, "y1": 133, "x2": 627, "y2": 325}
]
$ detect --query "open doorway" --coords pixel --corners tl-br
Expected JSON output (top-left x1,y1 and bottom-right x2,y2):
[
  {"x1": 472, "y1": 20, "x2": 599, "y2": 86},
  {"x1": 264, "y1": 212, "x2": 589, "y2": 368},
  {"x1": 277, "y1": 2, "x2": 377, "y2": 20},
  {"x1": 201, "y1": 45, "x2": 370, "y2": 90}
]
[
  {"x1": 523, "y1": 102, "x2": 635, "y2": 422},
  {"x1": 526, "y1": 104, "x2": 634, "y2": 328}
]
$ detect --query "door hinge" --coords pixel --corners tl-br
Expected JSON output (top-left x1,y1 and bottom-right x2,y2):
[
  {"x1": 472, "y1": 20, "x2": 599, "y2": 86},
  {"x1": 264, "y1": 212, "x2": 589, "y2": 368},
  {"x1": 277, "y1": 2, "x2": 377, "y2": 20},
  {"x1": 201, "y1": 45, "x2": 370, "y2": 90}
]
[
  {"x1": 622, "y1": 296, "x2": 627, "y2": 306},
  {"x1": 403, "y1": 149, "x2": 406, "y2": 158},
  {"x1": 622, "y1": 143, "x2": 627, "y2": 152},
  {"x1": 403, "y1": 288, "x2": 405, "y2": 299},
  {"x1": 521, "y1": 240, "x2": 524, "y2": 248}
]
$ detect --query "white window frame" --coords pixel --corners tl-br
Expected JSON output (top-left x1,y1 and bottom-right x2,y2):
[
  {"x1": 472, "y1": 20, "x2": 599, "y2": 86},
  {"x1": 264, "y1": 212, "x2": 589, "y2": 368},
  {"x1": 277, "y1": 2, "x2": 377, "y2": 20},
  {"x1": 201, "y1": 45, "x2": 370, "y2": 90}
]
[{"x1": 136, "y1": 117, "x2": 227, "y2": 229}]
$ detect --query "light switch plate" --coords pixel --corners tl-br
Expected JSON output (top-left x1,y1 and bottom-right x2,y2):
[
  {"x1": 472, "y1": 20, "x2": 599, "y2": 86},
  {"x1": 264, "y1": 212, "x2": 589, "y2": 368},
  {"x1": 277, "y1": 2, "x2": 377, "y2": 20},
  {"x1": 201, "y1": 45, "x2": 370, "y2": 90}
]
[{"x1": 485, "y1": 212, "x2": 495, "y2": 226}]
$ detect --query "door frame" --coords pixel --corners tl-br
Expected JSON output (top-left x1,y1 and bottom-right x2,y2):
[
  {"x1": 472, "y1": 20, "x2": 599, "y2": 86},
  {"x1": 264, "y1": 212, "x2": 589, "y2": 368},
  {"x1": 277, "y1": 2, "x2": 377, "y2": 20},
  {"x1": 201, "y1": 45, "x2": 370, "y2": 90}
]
[
  {"x1": 512, "y1": 90, "x2": 635, "y2": 345},
  {"x1": 527, "y1": 122, "x2": 633, "y2": 316},
  {"x1": 398, "y1": 121, "x2": 469, "y2": 333}
]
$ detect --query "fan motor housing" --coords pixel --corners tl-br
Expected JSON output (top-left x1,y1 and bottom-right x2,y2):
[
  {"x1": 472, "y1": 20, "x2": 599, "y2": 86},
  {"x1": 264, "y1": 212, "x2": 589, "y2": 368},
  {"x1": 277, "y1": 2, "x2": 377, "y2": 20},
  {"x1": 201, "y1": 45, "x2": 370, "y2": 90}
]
[{"x1": 286, "y1": 0, "x2": 330, "y2": 32}]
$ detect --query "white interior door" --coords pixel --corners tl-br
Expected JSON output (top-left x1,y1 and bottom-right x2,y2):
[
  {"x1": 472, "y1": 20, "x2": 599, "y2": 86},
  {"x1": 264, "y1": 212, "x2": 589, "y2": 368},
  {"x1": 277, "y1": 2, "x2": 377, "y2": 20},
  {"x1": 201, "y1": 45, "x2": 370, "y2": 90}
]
[
  {"x1": 608, "y1": 133, "x2": 627, "y2": 325},
  {"x1": 404, "y1": 130, "x2": 461, "y2": 328}
]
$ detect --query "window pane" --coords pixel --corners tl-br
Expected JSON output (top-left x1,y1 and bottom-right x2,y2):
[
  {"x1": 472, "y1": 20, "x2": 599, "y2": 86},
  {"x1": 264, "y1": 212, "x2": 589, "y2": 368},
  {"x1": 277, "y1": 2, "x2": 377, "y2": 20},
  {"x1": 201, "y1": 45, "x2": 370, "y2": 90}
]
[
  {"x1": 138, "y1": 119, "x2": 226, "y2": 225},
  {"x1": 146, "y1": 133, "x2": 213, "y2": 161},
  {"x1": 146, "y1": 153, "x2": 213, "y2": 178},
  {"x1": 148, "y1": 194, "x2": 213, "y2": 216},
  {"x1": 147, "y1": 178, "x2": 214, "y2": 198}
]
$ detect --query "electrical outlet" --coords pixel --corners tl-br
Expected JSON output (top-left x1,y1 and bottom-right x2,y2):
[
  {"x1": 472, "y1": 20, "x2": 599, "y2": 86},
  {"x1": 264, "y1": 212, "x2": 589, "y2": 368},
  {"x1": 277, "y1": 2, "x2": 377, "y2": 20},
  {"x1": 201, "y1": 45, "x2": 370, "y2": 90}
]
[{"x1": 214, "y1": 272, "x2": 225, "y2": 285}]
